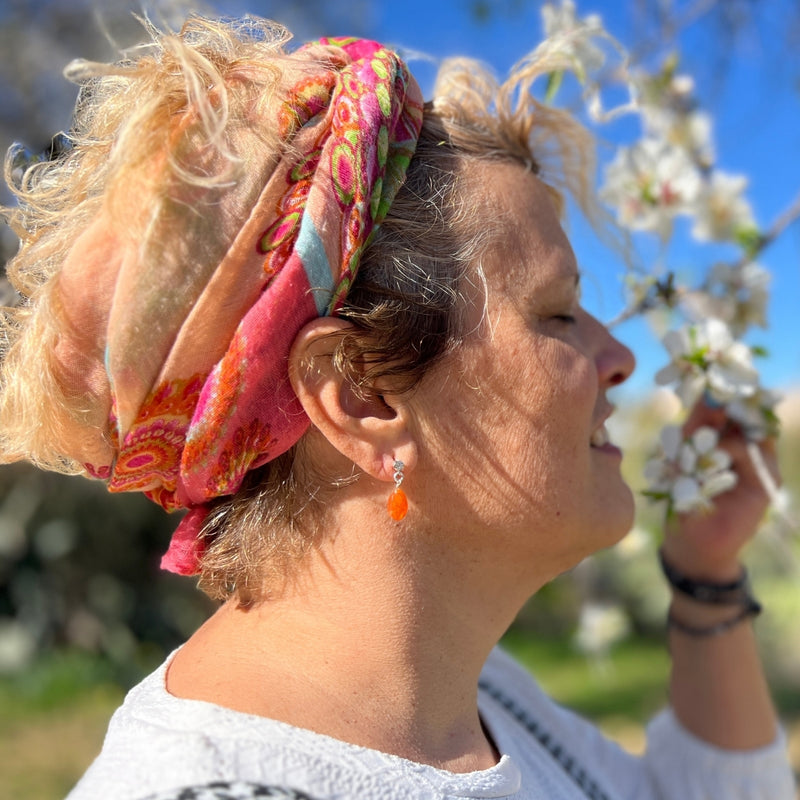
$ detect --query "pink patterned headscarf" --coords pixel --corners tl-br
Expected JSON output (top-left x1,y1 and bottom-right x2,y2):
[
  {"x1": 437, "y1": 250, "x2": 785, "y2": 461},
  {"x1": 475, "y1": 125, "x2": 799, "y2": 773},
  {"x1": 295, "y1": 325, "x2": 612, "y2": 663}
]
[{"x1": 52, "y1": 37, "x2": 424, "y2": 574}]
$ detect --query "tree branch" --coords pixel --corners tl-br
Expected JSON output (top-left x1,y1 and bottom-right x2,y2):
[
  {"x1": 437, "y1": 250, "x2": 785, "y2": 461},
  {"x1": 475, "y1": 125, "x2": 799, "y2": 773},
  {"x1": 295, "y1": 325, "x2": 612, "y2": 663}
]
[
  {"x1": 607, "y1": 188, "x2": 800, "y2": 329},
  {"x1": 735, "y1": 186, "x2": 800, "y2": 268}
]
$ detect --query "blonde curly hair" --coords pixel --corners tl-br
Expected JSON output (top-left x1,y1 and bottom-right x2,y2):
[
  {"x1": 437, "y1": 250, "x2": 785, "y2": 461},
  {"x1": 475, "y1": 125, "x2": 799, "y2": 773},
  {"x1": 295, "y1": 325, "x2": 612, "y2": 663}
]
[{"x1": 0, "y1": 14, "x2": 602, "y2": 604}]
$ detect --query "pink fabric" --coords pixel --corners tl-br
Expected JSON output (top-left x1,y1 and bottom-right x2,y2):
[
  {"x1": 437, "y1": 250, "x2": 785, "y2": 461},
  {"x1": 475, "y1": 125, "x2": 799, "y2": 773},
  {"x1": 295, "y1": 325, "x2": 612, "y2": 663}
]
[{"x1": 52, "y1": 37, "x2": 424, "y2": 574}]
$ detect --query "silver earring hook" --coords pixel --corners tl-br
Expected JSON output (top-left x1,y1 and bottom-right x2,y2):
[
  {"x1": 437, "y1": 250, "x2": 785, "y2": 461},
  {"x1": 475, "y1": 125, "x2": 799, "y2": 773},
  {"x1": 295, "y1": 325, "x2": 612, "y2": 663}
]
[{"x1": 392, "y1": 460, "x2": 405, "y2": 489}]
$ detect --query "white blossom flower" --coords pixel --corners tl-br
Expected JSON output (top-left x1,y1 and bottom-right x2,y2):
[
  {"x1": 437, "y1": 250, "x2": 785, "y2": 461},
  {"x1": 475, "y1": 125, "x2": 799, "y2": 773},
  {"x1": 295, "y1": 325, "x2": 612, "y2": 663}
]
[
  {"x1": 537, "y1": 1, "x2": 636, "y2": 122},
  {"x1": 655, "y1": 328, "x2": 707, "y2": 406},
  {"x1": 644, "y1": 425, "x2": 737, "y2": 513},
  {"x1": 691, "y1": 171, "x2": 757, "y2": 243},
  {"x1": 541, "y1": 0, "x2": 606, "y2": 81},
  {"x1": 654, "y1": 318, "x2": 760, "y2": 407},
  {"x1": 657, "y1": 110, "x2": 715, "y2": 170},
  {"x1": 634, "y1": 62, "x2": 695, "y2": 113},
  {"x1": 643, "y1": 107, "x2": 712, "y2": 167},
  {"x1": 633, "y1": 64, "x2": 715, "y2": 168},
  {"x1": 727, "y1": 387, "x2": 781, "y2": 441},
  {"x1": 600, "y1": 138, "x2": 702, "y2": 238},
  {"x1": 637, "y1": 85, "x2": 714, "y2": 167},
  {"x1": 574, "y1": 602, "x2": 630, "y2": 657},
  {"x1": 682, "y1": 261, "x2": 770, "y2": 336}
]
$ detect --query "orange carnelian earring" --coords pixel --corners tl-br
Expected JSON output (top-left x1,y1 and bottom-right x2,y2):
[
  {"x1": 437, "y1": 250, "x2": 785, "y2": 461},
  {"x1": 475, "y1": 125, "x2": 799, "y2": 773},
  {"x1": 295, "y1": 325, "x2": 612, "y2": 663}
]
[{"x1": 387, "y1": 459, "x2": 408, "y2": 520}]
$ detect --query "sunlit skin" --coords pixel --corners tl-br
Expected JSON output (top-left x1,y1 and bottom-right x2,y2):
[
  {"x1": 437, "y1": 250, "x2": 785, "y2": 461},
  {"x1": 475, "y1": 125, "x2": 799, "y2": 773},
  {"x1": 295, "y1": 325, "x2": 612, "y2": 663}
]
[{"x1": 407, "y1": 161, "x2": 636, "y2": 594}]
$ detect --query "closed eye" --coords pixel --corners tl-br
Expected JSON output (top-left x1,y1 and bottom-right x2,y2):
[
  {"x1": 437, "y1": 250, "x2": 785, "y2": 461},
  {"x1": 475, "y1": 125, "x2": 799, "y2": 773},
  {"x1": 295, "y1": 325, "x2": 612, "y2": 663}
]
[{"x1": 551, "y1": 314, "x2": 577, "y2": 324}]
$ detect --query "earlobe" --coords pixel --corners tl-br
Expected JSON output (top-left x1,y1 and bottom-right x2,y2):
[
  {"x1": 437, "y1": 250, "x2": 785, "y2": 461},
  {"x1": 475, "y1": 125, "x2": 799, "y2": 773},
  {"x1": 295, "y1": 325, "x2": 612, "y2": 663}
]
[{"x1": 288, "y1": 318, "x2": 417, "y2": 482}]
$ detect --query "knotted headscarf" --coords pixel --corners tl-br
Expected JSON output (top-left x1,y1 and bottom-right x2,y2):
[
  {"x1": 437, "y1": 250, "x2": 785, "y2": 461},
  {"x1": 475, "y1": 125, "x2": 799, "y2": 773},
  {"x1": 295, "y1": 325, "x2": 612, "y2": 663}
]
[{"x1": 52, "y1": 37, "x2": 424, "y2": 574}]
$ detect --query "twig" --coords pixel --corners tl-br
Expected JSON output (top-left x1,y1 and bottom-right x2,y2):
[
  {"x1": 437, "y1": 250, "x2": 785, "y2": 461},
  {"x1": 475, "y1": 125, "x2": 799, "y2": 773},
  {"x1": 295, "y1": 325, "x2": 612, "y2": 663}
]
[
  {"x1": 731, "y1": 186, "x2": 800, "y2": 269},
  {"x1": 606, "y1": 188, "x2": 800, "y2": 328},
  {"x1": 746, "y1": 441, "x2": 797, "y2": 533},
  {"x1": 629, "y1": 0, "x2": 722, "y2": 64},
  {"x1": 606, "y1": 300, "x2": 646, "y2": 329},
  {"x1": 606, "y1": 282, "x2": 683, "y2": 329}
]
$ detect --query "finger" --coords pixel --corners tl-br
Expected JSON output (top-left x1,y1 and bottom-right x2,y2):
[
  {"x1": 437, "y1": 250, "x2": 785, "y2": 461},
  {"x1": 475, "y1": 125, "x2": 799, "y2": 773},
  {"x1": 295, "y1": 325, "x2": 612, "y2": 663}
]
[
  {"x1": 682, "y1": 395, "x2": 727, "y2": 436},
  {"x1": 684, "y1": 397, "x2": 779, "y2": 456},
  {"x1": 713, "y1": 427, "x2": 782, "y2": 496}
]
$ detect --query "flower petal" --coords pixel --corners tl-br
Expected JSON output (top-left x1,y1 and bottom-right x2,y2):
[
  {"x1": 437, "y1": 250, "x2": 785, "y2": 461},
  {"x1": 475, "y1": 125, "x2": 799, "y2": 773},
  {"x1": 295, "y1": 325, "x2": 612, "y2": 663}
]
[
  {"x1": 672, "y1": 476, "x2": 703, "y2": 512},
  {"x1": 702, "y1": 470, "x2": 737, "y2": 499},
  {"x1": 691, "y1": 426, "x2": 718, "y2": 455}
]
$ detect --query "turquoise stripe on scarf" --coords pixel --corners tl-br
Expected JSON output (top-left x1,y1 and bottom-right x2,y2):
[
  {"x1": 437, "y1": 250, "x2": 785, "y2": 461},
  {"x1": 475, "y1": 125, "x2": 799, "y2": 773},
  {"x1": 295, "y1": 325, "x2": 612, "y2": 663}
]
[{"x1": 296, "y1": 216, "x2": 335, "y2": 316}]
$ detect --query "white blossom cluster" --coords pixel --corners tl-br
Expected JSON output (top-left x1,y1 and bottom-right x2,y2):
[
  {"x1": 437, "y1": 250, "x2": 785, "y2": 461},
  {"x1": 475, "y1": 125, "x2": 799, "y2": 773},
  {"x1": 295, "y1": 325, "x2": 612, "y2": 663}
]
[
  {"x1": 644, "y1": 425, "x2": 737, "y2": 514},
  {"x1": 540, "y1": 0, "x2": 605, "y2": 82},
  {"x1": 539, "y1": 1, "x2": 782, "y2": 516},
  {"x1": 600, "y1": 69, "x2": 757, "y2": 245}
]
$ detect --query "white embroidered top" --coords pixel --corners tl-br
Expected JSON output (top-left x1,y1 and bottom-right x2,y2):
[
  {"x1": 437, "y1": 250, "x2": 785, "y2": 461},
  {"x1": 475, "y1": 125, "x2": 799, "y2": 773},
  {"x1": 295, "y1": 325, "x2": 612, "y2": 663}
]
[{"x1": 66, "y1": 647, "x2": 794, "y2": 800}]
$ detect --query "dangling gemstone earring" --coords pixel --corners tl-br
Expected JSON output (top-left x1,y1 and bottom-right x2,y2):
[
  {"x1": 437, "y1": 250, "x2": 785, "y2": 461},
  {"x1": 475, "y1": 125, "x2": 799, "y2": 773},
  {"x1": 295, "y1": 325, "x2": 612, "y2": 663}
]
[{"x1": 387, "y1": 459, "x2": 408, "y2": 521}]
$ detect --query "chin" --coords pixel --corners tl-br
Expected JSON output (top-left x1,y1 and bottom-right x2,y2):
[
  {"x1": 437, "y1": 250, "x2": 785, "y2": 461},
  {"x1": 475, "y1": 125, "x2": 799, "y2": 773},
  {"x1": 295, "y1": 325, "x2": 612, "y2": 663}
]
[
  {"x1": 552, "y1": 501, "x2": 636, "y2": 579},
  {"x1": 605, "y1": 486, "x2": 637, "y2": 545},
  {"x1": 587, "y1": 482, "x2": 636, "y2": 554}
]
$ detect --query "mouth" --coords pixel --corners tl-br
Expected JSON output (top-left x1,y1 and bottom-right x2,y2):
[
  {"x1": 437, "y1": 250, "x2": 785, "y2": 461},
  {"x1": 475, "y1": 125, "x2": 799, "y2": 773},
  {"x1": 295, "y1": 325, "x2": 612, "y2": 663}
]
[
  {"x1": 590, "y1": 424, "x2": 610, "y2": 448},
  {"x1": 590, "y1": 422, "x2": 622, "y2": 456}
]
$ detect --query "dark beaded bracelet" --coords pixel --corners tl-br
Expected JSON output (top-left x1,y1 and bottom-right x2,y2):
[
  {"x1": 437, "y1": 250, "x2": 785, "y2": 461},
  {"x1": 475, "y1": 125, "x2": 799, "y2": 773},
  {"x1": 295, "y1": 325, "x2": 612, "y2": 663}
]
[
  {"x1": 667, "y1": 599, "x2": 762, "y2": 637},
  {"x1": 658, "y1": 548, "x2": 754, "y2": 606}
]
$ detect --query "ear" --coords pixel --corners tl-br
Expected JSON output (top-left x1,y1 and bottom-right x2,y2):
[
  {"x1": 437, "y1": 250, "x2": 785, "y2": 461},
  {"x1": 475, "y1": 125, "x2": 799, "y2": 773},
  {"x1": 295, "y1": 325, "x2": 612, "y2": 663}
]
[{"x1": 288, "y1": 317, "x2": 417, "y2": 482}]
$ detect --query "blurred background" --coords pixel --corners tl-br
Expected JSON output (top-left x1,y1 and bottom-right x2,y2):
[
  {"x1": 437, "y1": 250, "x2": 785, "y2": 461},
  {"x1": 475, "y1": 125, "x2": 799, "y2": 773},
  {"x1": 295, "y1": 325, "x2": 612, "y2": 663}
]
[{"x1": 1, "y1": 1, "x2": 799, "y2": 797}]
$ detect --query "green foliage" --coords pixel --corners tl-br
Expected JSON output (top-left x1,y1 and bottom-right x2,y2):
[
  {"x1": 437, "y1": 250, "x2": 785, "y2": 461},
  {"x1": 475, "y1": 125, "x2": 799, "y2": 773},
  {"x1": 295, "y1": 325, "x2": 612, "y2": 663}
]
[
  {"x1": 734, "y1": 226, "x2": 765, "y2": 260},
  {"x1": 545, "y1": 70, "x2": 564, "y2": 104},
  {"x1": 0, "y1": 649, "x2": 120, "y2": 721},
  {"x1": 502, "y1": 628, "x2": 670, "y2": 720}
]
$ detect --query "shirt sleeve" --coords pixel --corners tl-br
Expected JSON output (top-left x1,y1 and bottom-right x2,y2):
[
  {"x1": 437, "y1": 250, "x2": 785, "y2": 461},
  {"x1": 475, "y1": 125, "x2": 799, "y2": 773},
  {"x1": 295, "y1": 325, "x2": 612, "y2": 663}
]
[
  {"x1": 644, "y1": 708, "x2": 795, "y2": 800},
  {"x1": 482, "y1": 647, "x2": 796, "y2": 800}
]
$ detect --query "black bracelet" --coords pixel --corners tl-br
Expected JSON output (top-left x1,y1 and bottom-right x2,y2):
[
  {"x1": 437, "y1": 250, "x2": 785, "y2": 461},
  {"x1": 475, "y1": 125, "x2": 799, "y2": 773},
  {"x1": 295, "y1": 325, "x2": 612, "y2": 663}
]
[
  {"x1": 658, "y1": 548, "x2": 753, "y2": 606},
  {"x1": 667, "y1": 600, "x2": 762, "y2": 638}
]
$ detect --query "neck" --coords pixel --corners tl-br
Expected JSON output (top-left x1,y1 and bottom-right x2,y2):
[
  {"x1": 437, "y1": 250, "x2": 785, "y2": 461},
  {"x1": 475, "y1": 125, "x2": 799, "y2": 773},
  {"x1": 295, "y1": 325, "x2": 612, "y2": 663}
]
[{"x1": 169, "y1": 508, "x2": 535, "y2": 772}]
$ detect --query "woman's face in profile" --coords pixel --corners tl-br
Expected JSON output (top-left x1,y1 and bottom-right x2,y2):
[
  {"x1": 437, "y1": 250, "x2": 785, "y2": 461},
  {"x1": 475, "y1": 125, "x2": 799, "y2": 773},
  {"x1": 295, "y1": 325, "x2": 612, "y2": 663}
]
[{"x1": 411, "y1": 162, "x2": 637, "y2": 585}]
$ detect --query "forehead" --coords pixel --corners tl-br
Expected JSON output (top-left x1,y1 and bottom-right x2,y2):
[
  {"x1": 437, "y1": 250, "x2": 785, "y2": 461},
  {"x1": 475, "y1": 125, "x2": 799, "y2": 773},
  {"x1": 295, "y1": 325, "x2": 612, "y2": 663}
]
[{"x1": 465, "y1": 161, "x2": 579, "y2": 293}]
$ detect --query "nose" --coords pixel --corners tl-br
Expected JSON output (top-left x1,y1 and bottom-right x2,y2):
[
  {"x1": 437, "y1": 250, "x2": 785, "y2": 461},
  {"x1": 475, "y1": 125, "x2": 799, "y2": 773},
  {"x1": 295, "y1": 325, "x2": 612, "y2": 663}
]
[{"x1": 590, "y1": 316, "x2": 636, "y2": 387}]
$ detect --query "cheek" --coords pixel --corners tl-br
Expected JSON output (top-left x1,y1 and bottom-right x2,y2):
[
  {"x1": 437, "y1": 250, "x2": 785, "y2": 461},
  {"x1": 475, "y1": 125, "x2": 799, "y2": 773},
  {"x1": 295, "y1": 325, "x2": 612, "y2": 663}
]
[
  {"x1": 421, "y1": 349, "x2": 591, "y2": 516},
  {"x1": 507, "y1": 345, "x2": 598, "y2": 494},
  {"x1": 510, "y1": 337, "x2": 597, "y2": 429}
]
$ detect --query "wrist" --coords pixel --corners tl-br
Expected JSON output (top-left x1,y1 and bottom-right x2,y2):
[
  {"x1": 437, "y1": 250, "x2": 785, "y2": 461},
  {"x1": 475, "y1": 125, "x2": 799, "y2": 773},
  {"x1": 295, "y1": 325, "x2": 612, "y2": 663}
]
[
  {"x1": 658, "y1": 540, "x2": 742, "y2": 584},
  {"x1": 668, "y1": 594, "x2": 761, "y2": 637},
  {"x1": 658, "y1": 548, "x2": 751, "y2": 604},
  {"x1": 659, "y1": 547, "x2": 763, "y2": 637},
  {"x1": 668, "y1": 590, "x2": 760, "y2": 622}
]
